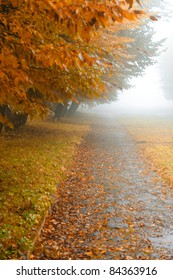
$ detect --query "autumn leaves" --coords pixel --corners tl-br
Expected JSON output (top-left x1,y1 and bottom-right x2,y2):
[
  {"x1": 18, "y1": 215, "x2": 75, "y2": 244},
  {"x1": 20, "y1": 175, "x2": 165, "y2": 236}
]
[{"x1": 0, "y1": 0, "x2": 148, "y2": 127}]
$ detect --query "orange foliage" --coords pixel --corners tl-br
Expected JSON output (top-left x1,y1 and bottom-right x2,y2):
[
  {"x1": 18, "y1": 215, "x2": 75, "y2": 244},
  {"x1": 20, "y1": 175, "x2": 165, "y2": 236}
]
[{"x1": 0, "y1": 0, "x2": 143, "y2": 121}]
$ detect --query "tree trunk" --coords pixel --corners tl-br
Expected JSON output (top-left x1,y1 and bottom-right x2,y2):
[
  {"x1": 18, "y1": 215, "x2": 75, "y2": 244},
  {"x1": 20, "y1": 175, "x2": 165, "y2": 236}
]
[
  {"x1": 61, "y1": 104, "x2": 68, "y2": 117},
  {"x1": 0, "y1": 105, "x2": 6, "y2": 133},
  {"x1": 67, "y1": 102, "x2": 79, "y2": 116},
  {"x1": 0, "y1": 105, "x2": 28, "y2": 132},
  {"x1": 54, "y1": 103, "x2": 68, "y2": 120},
  {"x1": 12, "y1": 113, "x2": 28, "y2": 129}
]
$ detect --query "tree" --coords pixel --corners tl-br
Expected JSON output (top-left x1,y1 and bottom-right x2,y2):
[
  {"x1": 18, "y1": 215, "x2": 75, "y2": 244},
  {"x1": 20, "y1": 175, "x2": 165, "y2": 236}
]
[
  {"x1": 79, "y1": 0, "x2": 165, "y2": 110},
  {"x1": 106, "y1": 21, "x2": 164, "y2": 100},
  {"x1": 159, "y1": 39, "x2": 173, "y2": 100},
  {"x1": 3, "y1": 1, "x2": 166, "y2": 126},
  {"x1": 0, "y1": 0, "x2": 145, "y2": 127},
  {"x1": 77, "y1": 23, "x2": 163, "y2": 111}
]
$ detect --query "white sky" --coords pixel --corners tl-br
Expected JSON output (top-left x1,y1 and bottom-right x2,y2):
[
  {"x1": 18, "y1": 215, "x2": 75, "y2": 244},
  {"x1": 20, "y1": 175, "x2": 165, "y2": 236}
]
[{"x1": 92, "y1": 0, "x2": 173, "y2": 113}]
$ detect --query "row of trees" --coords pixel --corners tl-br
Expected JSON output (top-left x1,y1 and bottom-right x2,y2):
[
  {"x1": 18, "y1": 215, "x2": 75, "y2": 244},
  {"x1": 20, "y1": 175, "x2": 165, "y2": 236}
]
[{"x1": 0, "y1": 0, "x2": 162, "y2": 130}]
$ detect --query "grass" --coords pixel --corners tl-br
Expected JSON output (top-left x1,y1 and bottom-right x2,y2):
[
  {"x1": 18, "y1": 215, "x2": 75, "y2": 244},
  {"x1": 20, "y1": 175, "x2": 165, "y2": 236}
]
[
  {"x1": 119, "y1": 114, "x2": 173, "y2": 188},
  {"x1": 0, "y1": 117, "x2": 90, "y2": 259}
]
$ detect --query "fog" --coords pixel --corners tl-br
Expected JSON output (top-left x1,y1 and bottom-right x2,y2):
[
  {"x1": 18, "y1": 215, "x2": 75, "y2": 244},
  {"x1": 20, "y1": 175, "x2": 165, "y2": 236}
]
[
  {"x1": 86, "y1": 64, "x2": 173, "y2": 117},
  {"x1": 81, "y1": 1, "x2": 173, "y2": 118}
]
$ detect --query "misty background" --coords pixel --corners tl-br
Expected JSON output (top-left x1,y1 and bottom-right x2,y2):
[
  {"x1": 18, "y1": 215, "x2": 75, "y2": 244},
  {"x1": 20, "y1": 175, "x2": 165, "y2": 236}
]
[{"x1": 81, "y1": 0, "x2": 173, "y2": 117}]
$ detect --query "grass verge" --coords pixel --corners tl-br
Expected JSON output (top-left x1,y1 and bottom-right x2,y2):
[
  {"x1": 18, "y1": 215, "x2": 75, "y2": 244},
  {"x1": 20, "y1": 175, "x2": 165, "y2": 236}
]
[
  {"x1": 0, "y1": 118, "x2": 89, "y2": 259},
  {"x1": 119, "y1": 115, "x2": 173, "y2": 188}
]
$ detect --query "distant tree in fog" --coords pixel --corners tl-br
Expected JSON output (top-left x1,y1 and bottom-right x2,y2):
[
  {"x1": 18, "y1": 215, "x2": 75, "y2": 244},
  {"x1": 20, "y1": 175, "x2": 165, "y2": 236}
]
[{"x1": 159, "y1": 38, "x2": 173, "y2": 100}]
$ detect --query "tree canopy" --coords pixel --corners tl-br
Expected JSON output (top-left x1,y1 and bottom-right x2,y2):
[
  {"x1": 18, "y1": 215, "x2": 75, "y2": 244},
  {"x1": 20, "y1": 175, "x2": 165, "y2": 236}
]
[{"x1": 0, "y1": 0, "x2": 161, "y2": 127}]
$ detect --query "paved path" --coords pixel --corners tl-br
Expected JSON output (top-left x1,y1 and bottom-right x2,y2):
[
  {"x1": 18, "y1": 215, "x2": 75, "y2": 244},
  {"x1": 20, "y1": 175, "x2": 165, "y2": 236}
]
[{"x1": 32, "y1": 119, "x2": 173, "y2": 259}]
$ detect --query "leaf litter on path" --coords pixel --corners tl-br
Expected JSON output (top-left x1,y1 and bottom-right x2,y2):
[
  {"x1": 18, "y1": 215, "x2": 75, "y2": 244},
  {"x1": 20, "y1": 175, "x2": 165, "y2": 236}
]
[{"x1": 31, "y1": 119, "x2": 173, "y2": 260}]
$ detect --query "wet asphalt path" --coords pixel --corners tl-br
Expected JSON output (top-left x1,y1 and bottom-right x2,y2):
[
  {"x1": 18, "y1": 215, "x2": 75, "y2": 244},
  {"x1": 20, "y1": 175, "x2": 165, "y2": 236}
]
[{"x1": 32, "y1": 119, "x2": 173, "y2": 259}]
